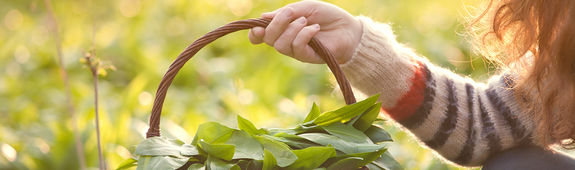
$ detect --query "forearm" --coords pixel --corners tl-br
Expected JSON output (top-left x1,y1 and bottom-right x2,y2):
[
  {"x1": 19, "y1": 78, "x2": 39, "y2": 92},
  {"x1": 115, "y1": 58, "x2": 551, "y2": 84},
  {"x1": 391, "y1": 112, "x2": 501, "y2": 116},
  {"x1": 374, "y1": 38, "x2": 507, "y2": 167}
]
[
  {"x1": 340, "y1": 16, "x2": 423, "y2": 110},
  {"x1": 340, "y1": 16, "x2": 536, "y2": 166}
]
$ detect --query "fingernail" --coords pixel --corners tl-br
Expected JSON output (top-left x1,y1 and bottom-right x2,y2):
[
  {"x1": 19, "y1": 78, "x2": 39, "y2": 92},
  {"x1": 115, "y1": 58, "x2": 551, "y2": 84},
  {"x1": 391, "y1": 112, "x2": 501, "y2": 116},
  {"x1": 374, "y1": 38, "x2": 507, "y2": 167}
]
[
  {"x1": 312, "y1": 24, "x2": 320, "y2": 30},
  {"x1": 296, "y1": 17, "x2": 306, "y2": 24},
  {"x1": 262, "y1": 11, "x2": 274, "y2": 18},
  {"x1": 253, "y1": 27, "x2": 264, "y2": 33}
]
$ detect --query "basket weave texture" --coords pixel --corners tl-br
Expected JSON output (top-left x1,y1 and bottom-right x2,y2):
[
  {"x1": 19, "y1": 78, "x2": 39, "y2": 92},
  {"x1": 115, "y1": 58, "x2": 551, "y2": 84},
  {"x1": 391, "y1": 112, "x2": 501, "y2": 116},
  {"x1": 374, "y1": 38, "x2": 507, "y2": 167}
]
[{"x1": 146, "y1": 18, "x2": 357, "y2": 138}]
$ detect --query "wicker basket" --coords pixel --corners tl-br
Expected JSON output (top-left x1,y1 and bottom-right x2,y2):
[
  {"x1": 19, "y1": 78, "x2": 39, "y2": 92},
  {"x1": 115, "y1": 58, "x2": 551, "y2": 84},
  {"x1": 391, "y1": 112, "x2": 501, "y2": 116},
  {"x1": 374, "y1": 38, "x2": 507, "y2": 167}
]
[
  {"x1": 144, "y1": 18, "x2": 358, "y2": 169},
  {"x1": 146, "y1": 18, "x2": 356, "y2": 138}
]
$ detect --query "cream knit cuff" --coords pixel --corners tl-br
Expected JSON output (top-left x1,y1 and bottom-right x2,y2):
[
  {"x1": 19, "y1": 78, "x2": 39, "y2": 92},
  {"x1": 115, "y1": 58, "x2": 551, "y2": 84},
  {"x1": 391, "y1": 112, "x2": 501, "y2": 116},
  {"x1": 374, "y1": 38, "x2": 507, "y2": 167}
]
[{"x1": 340, "y1": 16, "x2": 420, "y2": 109}]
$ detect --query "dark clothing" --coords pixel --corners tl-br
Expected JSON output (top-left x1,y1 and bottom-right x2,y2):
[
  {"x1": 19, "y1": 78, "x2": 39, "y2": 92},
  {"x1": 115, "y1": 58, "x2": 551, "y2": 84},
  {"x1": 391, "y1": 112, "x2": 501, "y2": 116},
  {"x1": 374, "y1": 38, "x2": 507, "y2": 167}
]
[{"x1": 483, "y1": 146, "x2": 575, "y2": 170}]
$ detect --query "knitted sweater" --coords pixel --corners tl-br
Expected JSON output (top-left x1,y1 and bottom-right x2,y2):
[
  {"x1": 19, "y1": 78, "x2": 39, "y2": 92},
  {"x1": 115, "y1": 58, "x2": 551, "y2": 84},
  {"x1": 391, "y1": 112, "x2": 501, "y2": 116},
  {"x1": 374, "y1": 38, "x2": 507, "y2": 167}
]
[{"x1": 339, "y1": 16, "x2": 535, "y2": 166}]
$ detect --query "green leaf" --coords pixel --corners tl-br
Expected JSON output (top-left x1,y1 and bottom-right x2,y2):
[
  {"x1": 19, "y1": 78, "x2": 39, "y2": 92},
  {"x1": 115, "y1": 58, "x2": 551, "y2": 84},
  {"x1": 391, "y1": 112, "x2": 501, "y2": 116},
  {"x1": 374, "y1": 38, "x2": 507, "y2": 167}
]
[
  {"x1": 237, "y1": 115, "x2": 265, "y2": 135},
  {"x1": 129, "y1": 95, "x2": 398, "y2": 170},
  {"x1": 371, "y1": 151, "x2": 402, "y2": 170},
  {"x1": 181, "y1": 144, "x2": 200, "y2": 156},
  {"x1": 298, "y1": 133, "x2": 385, "y2": 154},
  {"x1": 273, "y1": 132, "x2": 306, "y2": 140},
  {"x1": 292, "y1": 124, "x2": 325, "y2": 134},
  {"x1": 364, "y1": 125, "x2": 393, "y2": 143},
  {"x1": 313, "y1": 94, "x2": 380, "y2": 126},
  {"x1": 116, "y1": 158, "x2": 137, "y2": 170},
  {"x1": 192, "y1": 122, "x2": 235, "y2": 145},
  {"x1": 246, "y1": 160, "x2": 263, "y2": 170},
  {"x1": 325, "y1": 157, "x2": 364, "y2": 170},
  {"x1": 136, "y1": 156, "x2": 188, "y2": 170},
  {"x1": 262, "y1": 149, "x2": 279, "y2": 170},
  {"x1": 235, "y1": 160, "x2": 252, "y2": 169},
  {"x1": 187, "y1": 163, "x2": 205, "y2": 170},
  {"x1": 365, "y1": 163, "x2": 384, "y2": 170},
  {"x1": 263, "y1": 135, "x2": 312, "y2": 149},
  {"x1": 225, "y1": 131, "x2": 264, "y2": 160},
  {"x1": 198, "y1": 140, "x2": 235, "y2": 161},
  {"x1": 266, "y1": 128, "x2": 298, "y2": 136},
  {"x1": 304, "y1": 103, "x2": 321, "y2": 123},
  {"x1": 206, "y1": 156, "x2": 240, "y2": 170},
  {"x1": 321, "y1": 122, "x2": 372, "y2": 144},
  {"x1": 255, "y1": 135, "x2": 298, "y2": 167},
  {"x1": 351, "y1": 103, "x2": 382, "y2": 131},
  {"x1": 272, "y1": 133, "x2": 317, "y2": 149},
  {"x1": 135, "y1": 136, "x2": 185, "y2": 156},
  {"x1": 347, "y1": 148, "x2": 388, "y2": 167},
  {"x1": 285, "y1": 146, "x2": 336, "y2": 170}
]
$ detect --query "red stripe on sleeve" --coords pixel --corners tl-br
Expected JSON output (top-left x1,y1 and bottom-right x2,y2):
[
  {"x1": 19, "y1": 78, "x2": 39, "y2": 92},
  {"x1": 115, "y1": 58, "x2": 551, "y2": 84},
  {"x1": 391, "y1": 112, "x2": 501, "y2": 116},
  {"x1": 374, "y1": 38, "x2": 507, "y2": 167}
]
[{"x1": 383, "y1": 60, "x2": 427, "y2": 121}]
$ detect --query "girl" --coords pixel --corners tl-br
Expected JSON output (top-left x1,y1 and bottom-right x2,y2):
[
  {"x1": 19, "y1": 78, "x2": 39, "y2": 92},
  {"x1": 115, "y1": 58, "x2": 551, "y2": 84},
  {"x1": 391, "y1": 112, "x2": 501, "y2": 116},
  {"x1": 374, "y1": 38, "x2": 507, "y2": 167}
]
[{"x1": 248, "y1": 0, "x2": 575, "y2": 168}]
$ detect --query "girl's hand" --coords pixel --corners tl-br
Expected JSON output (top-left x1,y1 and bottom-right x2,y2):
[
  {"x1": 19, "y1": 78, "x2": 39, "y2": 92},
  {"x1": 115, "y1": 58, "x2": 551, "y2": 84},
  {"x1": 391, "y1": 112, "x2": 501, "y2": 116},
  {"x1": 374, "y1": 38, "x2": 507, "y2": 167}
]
[{"x1": 248, "y1": 0, "x2": 362, "y2": 64}]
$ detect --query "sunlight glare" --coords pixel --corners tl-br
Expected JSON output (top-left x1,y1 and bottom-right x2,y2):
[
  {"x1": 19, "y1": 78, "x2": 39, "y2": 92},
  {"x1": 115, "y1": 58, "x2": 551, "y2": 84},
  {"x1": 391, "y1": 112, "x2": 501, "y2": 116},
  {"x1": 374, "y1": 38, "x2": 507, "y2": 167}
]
[
  {"x1": 238, "y1": 89, "x2": 254, "y2": 105},
  {"x1": 115, "y1": 145, "x2": 132, "y2": 159},
  {"x1": 3, "y1": 9, "x2": 23, "y2": 30},
  {"x1": 1, "y1": 143, "x2": 17, "y2": 162},
  {"x1": 35, "y1": 139, "x2": 50, "y2": 154},
  {"x1": 227, "y1": 0, "x2": 252, "y2": 17},
  {"x1": 14, "y1": 45, "x2": 30, "y2": 64},
  {"x1": 119, "y1": 0, "x2": 141, "y2": 18},
  {"x1": 138, "y1": 91, "x2": 153, "y2": 106}
]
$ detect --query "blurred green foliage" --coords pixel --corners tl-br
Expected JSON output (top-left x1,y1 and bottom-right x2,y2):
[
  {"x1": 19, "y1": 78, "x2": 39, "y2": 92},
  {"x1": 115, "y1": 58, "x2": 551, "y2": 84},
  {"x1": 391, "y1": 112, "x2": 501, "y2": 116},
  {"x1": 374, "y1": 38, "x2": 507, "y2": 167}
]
[{"x1": 0, "y1": 0, "x2": 504, "y2": 169}]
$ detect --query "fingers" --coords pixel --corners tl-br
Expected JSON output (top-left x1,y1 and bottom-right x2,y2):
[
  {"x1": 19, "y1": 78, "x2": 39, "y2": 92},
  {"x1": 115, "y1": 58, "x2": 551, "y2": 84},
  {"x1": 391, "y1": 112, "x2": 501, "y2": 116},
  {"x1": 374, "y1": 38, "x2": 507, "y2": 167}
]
[
  {"x1": 273, "y1": 17, "x2": 307, "y2": 56},
  {"x1": 263, "y1": 7, "x2": 295, "y2": 46},
  {"x1": 292, "y1": 24, "x2": 324, "y2": 64},
  {"x1": 248, "y1": 27, "x2": 265, "y2": 44},
  {"x1": 251, "y1": 2, "x2": 326, "y2": 63},
  {"x1": 261, "y1": 1, "x2": 313, "y2": 20},
  {"x1": 248, "y1": 9, "x2": 276, "y2": 44},
  {"x1": 261, "y1": 11, "x2": 277, "y2": 19}
]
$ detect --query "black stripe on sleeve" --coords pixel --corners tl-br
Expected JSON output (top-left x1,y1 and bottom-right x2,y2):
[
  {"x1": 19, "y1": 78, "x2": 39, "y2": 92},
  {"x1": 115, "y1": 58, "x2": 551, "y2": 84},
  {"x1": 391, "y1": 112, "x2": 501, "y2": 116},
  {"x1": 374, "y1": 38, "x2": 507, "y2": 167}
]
[
  {"x1": 454, "y1": 83, "x2": 476, "y2": 164},
  {"x1": 485, "y1": 76, "x2": 527, "y2": 140},
  {"x1": 400, "y1": 64, "x2": 437, "y2": 129},
  {"x1": 479, "y1": 95, "x2": 502, "y2": 156},
  {"x1": 502, "y1": 74, "x2": 533, "y2": 144},
  {"x1": 424, "y1": 78, "x2": 459, "y2": 149}
]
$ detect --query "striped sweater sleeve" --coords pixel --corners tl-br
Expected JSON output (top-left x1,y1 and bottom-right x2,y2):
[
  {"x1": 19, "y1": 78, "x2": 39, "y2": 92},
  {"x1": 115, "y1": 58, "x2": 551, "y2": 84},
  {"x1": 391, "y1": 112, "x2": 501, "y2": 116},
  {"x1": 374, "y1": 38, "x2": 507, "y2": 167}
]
[{"x1": 340, "y1": 16, "x2": 536, "y2": 166}]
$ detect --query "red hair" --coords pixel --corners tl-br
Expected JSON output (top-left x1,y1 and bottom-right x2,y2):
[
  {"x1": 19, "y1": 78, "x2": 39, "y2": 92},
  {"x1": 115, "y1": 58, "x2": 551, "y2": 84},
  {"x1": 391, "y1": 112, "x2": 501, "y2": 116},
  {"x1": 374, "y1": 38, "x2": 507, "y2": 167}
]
[{"x1": 473, "y1": 0, "x2": 575, "y2": 148}]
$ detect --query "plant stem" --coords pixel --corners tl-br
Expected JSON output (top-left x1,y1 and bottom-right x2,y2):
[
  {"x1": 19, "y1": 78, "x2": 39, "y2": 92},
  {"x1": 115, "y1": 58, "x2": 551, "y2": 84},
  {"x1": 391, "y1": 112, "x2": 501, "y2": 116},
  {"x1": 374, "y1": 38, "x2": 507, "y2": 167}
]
[
  {"x1": 43, "y1": 0, "x2": 87, "y2": 169},
  {"x1": 91, "y1": 61, "x2": 106, "y2": 170},
  {"x1": 85, "y1": 50, "x2": 106, "y2": 169},
  {"x1": 88, "y1": 0, "x2": 105, "y2": 168}
]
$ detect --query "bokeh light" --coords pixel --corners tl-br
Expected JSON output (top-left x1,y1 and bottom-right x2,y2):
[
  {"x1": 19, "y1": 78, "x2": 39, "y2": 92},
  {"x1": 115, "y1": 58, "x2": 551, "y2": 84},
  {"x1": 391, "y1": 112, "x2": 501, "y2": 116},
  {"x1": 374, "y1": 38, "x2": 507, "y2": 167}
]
[
  {"x1": 0, "y1": 0, "x2": 536, "y2": 169},
  {"x1": 3, "y1": 9, "x2": 23, "y2": 30},
  {"x1": 14, "y1": 45, "x2": 30, "y2": 64},
  {"x1": 119, "y1": 0, "x2": 141, "y2": 18},
  {"x1": 1, "y1": 143, "x2": 17, "y2": 162}
]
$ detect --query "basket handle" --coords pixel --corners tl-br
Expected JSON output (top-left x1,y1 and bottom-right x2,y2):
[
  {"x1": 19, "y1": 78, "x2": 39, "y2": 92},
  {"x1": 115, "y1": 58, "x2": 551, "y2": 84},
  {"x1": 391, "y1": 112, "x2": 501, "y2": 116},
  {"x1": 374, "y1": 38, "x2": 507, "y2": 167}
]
[{"x1": 146, "y1": 18, "x2": 356, "y2": 138}]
